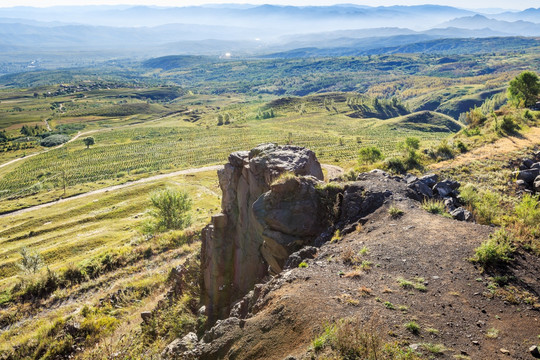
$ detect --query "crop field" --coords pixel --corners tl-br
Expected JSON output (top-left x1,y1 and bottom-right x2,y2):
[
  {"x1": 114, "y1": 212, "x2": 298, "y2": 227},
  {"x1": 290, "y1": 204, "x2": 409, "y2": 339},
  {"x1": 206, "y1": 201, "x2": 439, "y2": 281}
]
[{"x1": 0, "y1": 101, "x2": 457, "y2": 212}]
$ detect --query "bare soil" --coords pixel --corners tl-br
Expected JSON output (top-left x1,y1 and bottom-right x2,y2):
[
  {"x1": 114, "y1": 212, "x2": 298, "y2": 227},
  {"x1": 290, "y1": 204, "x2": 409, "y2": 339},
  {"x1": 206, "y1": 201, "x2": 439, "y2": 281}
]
[{"x1": 202, "y1": 198, "x2": 540, "y2": 359}]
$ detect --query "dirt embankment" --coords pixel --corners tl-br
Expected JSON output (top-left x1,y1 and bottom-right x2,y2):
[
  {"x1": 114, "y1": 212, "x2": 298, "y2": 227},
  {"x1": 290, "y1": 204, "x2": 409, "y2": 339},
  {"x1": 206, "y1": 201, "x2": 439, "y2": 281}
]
[{"x1": 190, "y1": 174, "x2": 540, "y2": 360}]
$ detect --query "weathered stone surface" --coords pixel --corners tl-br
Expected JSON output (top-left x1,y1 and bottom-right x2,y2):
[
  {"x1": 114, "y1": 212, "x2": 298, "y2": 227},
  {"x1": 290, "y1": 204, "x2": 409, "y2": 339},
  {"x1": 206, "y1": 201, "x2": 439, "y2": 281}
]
[
  {"x1": 515, "y1": 169, "x2": 540, "y2": 183},
  {"x1": 161, "y1": 332, "x2": 199, "y2": 359},
  {"x1": 530, "y1": 345, "x2": 540, "y2": 358},
  {"x1": 522, "y1": 158, "x2": 534, "y2": 168},
  {"x1": 444, "y1": 197, "x2": 457, "y2": 212},
  {"x1": 534, "y1": 176, "x2": 540, "y2": 192},
  {"x1": 140, "y1": 311, "x2": 152, "y2": 323},
  {"x1": 201, "y1": 144, "x2": 324, "y2": 321},
  {"x1": 404, "y1": 174, "x2": 418, "y2": 184},
  {"x1": 433, "y1": 180, "x2": 459, "y2": 198},
  {"x1": 419, "y1": 174, "x2": 439, "y2": 188},
  {"x1": 408, "y1": 180, "x2": 433, "y2": 199},
  {"x1": 284, "y1": 246, "x2": 318, "y2": 270},
  {"x1": 450, "y1": 207, "x2": 473, "y2": 222}
]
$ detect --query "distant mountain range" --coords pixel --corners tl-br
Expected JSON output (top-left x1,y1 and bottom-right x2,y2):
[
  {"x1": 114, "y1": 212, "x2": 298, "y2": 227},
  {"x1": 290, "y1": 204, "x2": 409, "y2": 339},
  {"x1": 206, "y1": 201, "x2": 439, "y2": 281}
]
[{"x1": 0, "y1": 4, "x2": 538, "y2": 74}]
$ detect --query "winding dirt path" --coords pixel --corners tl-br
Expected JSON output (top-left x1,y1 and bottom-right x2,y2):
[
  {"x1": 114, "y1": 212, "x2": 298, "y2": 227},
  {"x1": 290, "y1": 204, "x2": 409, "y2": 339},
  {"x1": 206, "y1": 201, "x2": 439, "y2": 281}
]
[
  {"x1": 1, "y1": 164, "x2": 343, "y2": 219},
  {"x1": 430, "y1": 127, "x2": 540, "y2": 170},
  {"x1": 0, "y1": 129, "x2": 99, "y2": 170},
  {"x1": 0, "y1": 165, "x2": 223, "y2": 219}
]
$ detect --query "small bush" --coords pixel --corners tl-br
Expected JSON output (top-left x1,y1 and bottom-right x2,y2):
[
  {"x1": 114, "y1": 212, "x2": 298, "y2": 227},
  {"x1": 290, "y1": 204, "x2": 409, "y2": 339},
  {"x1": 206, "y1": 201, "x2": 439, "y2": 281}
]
[
  {"x1": 358, "y1": 146, "x2": 383, "y2": 165},
  {"x1": 454, "y1": 140, "x2": 468, "y2": 153},
  {"x1": 383, "y1": 301, "x2": 395, "y2": 309},
  {"x1": 389, "y1": 206, "x2": 404, "y2": 218},
  {"x1": 421, "y1": 343, "x2": 446, "y2": 355},
  {"x1": 500, "y1": 115, "x2": 518, "y2": 133},
  {"x1": 472, "y1": 228, "x2": 515, "y2": 267},
  {"x1": 459, "y1": 184, "x2": 501, "y2": 225},
  {"x1": 422, "y1": 199, "x2": 445, "y2": 215},
  {"x1": 331, "y1": 229, "x2": 342, "y2": 243},
  {"x1": 310, "y1": 317, "x2": 421, "y2": 359},
  {"x1": 40, "y1": 134, "x2": 70, "y2": 147},
  {"x1": 18, "y1": 247, "x2": 43, "y2": 274},
  {"x1": 405, "y1": 321, "x2": 420, "y2": 334},
  {"x1": 148, "y1": 188, "x2": 192, "y2": 232},
  {"x1": 384, "y1": 157, "x2": 406, "y2": 174},
  {"x1": 298, "y1": 262, "x2": 308, "y2": 268}
]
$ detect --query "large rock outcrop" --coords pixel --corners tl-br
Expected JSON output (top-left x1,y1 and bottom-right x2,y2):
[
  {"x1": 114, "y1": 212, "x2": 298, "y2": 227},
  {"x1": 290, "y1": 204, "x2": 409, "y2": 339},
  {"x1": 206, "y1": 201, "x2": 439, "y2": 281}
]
[{"x1": 201, "y1": 144, "x2": 325, "y2": 321}]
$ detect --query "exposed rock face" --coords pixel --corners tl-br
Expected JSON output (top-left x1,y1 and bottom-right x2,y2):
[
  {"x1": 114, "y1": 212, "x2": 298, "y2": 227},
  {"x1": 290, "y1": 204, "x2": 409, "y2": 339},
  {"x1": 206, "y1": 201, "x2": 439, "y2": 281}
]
[
  {"x1": 174, "y1": 169, "x2": 501, "y2": 360},
  {"x1": 201, "y1": 144, "x2": 324, "y2": 321},
  {"x1": 513, "y1": 151, "x2": 540, "y2": 193}
]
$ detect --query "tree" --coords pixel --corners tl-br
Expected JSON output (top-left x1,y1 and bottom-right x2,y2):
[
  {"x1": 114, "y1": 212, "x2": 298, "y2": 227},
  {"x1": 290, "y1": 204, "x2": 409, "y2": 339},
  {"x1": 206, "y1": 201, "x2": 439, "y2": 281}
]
[
  {"x1": 83, "y1": 136, "x2": 95, "y2": 149},
  {"x1": 508, "y1": 71, "x2": 540, "y2": 108},
  {"x1": 358, "y1": 146, "x2": 383, "y2": 165},
  {"x1": 149, "y1": 188, "x2": 192, "y2": 231}
]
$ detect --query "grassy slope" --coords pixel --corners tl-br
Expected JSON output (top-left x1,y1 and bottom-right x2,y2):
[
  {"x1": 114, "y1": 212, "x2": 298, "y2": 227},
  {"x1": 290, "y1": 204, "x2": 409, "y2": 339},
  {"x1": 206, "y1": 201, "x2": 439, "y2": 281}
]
[
  {"x1": 0, "y1": 91, "x2": 458, "y2": 213},
  {"x1": 0, "y1": 170, "x2": 220, "y2": 289}
]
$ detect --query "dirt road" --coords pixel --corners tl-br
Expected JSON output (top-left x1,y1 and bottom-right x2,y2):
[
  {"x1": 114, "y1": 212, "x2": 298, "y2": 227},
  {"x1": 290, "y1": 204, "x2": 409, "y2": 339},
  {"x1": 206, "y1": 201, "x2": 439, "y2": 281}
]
[{"x1": 1, "y1": 164, "x2": 343, "y2": 219}]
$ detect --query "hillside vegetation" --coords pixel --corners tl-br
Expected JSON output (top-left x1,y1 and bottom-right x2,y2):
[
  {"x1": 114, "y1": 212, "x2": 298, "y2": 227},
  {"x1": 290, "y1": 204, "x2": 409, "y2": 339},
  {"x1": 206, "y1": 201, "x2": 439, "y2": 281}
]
[{"x1": 0, "y1": 41, "x2": 540, "y2": 360}]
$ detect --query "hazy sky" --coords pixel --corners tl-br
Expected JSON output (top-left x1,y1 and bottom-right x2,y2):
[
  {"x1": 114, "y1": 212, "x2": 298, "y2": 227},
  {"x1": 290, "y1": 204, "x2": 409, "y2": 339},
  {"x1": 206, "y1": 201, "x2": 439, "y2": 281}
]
[{"x1": 0, "y1": 0, "x2": 536, "y2": 10}]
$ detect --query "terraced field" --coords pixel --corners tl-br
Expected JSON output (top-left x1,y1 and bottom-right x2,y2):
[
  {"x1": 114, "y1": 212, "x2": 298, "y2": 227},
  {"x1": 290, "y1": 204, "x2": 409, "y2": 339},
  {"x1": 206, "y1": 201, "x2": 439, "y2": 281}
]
[{"x1": 0, "y1": 107, "x2": 457, "y2": 212}]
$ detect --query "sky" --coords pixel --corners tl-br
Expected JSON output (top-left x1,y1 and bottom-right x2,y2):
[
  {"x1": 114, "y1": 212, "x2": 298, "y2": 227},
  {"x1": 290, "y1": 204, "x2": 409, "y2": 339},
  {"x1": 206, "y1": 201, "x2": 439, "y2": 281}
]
[{"x1": 0, "y1": 0, "x2": 536, "y2": 10}]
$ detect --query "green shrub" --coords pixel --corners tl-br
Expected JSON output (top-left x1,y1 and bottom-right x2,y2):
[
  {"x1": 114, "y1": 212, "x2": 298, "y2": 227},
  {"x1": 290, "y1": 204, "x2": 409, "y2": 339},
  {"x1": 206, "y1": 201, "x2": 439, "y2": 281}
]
[
  {"x1": 149, "y1": 188, "x2": 192, "y2": 232},
  {"x1": 459, "y1": 184, "x2": 501, "y2": 225},
  {"x1": 405, "y1": 321, "x2": 420, "y2": 334},
  {"x1": 40, "y1": 134, "x2": 70, "y2": 147},
  {"x1": 389, "y1": 206, "x2": 404, "y2": 218},
  {"x1": 18, "y1": 247, "x2": 43, "y2": 274},
  {"x1": 358, "y1": 146, "x2": 383, "y2": 165},
  {"x1": 454, "y1": 140, "x2": 468, "y2": 153},
  {"x1": 435, "y1": 141, "x2": 454, "y2": 160},
  {"x1": 384, "y1": 157, "x2": 406, "y2": 174},
  {"x1": 500, "y1": 115, "x2": 518, "y2": 133},
  {"x1": 472, "y1": 228, "x2": 515, "y2": 266},
  {"x1": 311, "y1": 317, "x2": 421, "y2": 359},
  {"x1": 422, "y1": 199, "x2": 445, "y2": 215}
]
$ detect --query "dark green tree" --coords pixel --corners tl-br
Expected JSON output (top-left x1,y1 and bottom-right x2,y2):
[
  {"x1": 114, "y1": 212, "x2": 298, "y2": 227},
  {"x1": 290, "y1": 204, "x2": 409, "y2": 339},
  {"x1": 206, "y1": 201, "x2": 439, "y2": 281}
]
[
  {"x1": 508, "y1": 71, "x2": 540, "y2": 107},
  {"x1": 83, "y1": 136, "x2": 95, "y2": 149}
]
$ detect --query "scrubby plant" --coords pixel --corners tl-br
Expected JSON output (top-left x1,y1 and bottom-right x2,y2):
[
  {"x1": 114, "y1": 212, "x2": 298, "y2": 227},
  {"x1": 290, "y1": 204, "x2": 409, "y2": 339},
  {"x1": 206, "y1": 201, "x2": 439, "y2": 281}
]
[
  {"x1": 358, "y1": 146, "x2": 383, "y2": 165},
  {"x1": 472, "y1": 228, "x2": 515, "y2": 267},
  {"x1": 421, "y1": 343, "x2": 446, "y2": 355},
  {"x1": 148, "y1": 188, "x2": 192, "y2": 232},
  {"x1": 499, "y1": 115, "x2": 518, "y2": 134},
  {"x1": 405, "y1": 321, "x2": 420, "y2": 334},
  {"x1": 384, "y1": 157, "x2": 406, "y2": 174},
  {"x1": 389, "y1": 206, "x2": 404, "y2": 218},
  {"x1": 311, "y1": 317, "x2": 421, "y2": 359},
  {"x1": 40, "y1": 134, "x2": 70, "y2": 147},
  {"x1": 459, "y1": 184, "x2": 502, "y2": 225},
  {"x1": 454, "y1": 140, "x2": 468, "y2": 153},
  {"x1": 18, "y1": 247, "x2": 43, "y2": 274},
  {"x1": 331, "y1": 229, "x2": 342, "y2": 243},
  {"x1": 422, "y1": 199, "x2": 445, "y2": 215}
]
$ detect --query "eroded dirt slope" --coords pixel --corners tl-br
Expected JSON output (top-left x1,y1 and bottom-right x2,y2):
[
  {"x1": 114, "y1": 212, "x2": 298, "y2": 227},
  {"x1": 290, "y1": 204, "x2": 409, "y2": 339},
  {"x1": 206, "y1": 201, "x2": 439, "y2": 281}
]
[{"x1": 197, "y1": 195, "x2": 540, "y2": 359}]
